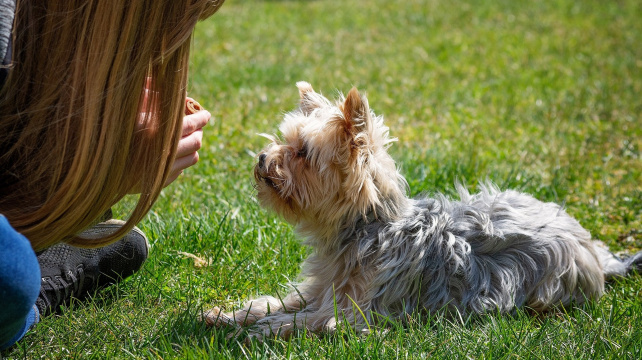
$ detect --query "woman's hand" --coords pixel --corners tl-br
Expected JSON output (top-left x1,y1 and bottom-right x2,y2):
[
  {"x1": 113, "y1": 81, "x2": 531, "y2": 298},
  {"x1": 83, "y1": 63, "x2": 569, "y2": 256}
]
[
  {"x1": 164, "y1": 98, "x2": 210, "y2": 187},
  {"x1": 132, "y1": 77, "x2": 210, "y2": 192}
]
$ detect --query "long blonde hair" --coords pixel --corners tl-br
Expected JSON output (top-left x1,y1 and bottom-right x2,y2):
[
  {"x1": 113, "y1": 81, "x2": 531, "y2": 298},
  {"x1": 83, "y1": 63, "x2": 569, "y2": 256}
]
[{"x1": 0, "y1": 0, "x2": 225, "y2": 251}]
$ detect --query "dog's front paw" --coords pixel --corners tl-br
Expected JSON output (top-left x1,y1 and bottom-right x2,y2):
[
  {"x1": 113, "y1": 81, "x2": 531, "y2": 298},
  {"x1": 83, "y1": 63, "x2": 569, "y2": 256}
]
[
  {"x1": 201, "y1": 307, "x2": 238, "y2": 328},
  {"x1": 323, "y1": 316, "x2": 371, "y2": 336}
]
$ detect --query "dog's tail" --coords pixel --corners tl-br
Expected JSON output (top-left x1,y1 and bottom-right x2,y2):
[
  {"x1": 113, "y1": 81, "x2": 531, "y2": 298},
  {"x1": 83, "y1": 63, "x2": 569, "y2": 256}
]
[{"x1": 595, "y1": 245, "x2": 642, "y2": 279}]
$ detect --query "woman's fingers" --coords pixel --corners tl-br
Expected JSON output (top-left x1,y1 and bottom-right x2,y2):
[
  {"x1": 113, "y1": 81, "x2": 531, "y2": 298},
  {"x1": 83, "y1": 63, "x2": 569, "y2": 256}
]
[{"x1": 182, "y1": 106, "x2": 210, "y2": 137}]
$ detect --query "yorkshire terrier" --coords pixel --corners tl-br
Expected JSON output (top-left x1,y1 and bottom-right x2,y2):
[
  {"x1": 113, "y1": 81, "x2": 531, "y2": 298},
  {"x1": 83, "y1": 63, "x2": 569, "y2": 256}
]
[{"x1": 204, "y1": 82, "x2": 642, "y2": 340}]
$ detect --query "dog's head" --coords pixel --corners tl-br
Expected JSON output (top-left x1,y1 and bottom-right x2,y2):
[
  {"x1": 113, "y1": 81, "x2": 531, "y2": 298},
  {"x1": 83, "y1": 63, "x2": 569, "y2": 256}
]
[{"x1": 254, "y1": 82, "x2": 407, "y2": 232}]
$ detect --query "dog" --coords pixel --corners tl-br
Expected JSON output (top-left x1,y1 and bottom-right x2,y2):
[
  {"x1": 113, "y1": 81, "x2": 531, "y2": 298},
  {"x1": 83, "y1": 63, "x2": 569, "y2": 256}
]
[{"x1": 204, "y1": 82, "x2": 642, "y2": 340}]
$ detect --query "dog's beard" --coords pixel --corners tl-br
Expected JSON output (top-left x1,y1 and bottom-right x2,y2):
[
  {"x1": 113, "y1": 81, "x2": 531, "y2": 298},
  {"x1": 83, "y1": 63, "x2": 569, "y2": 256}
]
[{"x1": 254, "y1": 160, "x2": 283, "y2": 193}]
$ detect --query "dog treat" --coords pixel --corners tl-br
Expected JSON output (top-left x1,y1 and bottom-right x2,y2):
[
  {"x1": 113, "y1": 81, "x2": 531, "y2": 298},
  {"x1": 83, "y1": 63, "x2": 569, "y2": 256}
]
[{"x1": 185, "y1": 98, "x2": 204, "y2": 115}]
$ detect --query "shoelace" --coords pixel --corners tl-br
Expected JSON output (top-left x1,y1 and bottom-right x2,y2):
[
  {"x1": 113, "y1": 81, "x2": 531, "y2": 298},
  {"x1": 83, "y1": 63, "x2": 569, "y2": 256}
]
[{"x1": 40, "y1": 266, "x2": 86, "y2": 309}]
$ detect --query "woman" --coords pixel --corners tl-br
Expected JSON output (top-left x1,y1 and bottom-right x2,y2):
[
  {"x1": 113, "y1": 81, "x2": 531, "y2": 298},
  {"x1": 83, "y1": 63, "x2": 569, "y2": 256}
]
[{"x1": 0, "y1": 0, "x2": 225, "y2": 350}]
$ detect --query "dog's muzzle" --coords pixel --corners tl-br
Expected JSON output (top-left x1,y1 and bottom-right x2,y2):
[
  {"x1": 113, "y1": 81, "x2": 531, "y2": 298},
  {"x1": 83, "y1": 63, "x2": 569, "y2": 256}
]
[{"x1": 255, "y1": 153, "x2": 277, "y2": 189}]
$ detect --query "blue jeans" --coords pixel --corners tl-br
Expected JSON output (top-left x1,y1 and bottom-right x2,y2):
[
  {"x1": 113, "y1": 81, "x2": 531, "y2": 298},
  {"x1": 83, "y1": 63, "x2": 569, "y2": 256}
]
[{"x1": 0, "y1": 215, "x2": 40, "y2": 350}]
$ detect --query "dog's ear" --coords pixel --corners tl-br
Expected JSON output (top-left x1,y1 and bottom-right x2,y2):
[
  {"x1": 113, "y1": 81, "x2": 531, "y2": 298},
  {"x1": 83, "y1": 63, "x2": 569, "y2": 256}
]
[
  {"x1": 297, "y1": 81, "x2": 321, "y2": 115},
  {"x1": 342, "y1": 87, "x2": 372, "y2": 140},
  {"x1": 297, "y1": 81, "x2": 315, "y2": 97},
  {"x1": 341, "y1": 87, "x2": 378, "y2": 212},
  {"x1": 342, "y1": 87, "x2": 366, "y2": 125}
]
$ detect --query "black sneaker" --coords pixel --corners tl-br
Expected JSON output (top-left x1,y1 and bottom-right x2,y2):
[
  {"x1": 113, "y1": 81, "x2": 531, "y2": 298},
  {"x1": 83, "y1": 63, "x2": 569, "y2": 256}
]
[{"x1": 35, "y1": 220, "x2": 150, "y2": 317}]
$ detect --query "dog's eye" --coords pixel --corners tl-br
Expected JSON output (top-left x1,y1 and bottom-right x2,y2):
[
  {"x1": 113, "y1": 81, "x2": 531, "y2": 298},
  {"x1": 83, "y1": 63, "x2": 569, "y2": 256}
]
[{"x1": 297, "y1": 144, "x2": 308, "y2": 158}]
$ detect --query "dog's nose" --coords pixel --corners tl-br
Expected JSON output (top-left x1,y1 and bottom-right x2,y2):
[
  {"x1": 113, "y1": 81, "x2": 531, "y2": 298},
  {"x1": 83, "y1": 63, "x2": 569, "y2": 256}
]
[{"x1": 258, "y1": 153, "x2": 267, "y2": 168}]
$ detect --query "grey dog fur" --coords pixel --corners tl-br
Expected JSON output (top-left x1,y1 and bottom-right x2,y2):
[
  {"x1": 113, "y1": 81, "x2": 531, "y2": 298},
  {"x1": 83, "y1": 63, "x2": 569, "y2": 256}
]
[{"x1": 333, "y1": 182, "x2": 632, "y2": 318}]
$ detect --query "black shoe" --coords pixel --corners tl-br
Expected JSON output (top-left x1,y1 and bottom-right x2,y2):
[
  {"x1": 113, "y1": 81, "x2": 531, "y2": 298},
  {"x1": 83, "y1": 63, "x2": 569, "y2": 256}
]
[{"x1": 35, "y1": 220, "x2": 149, "y2": 317}]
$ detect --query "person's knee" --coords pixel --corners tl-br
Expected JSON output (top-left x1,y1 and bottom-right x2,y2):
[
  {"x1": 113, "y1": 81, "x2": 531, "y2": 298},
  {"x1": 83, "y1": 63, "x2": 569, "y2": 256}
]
[{"x1": 0, "y1": 215, "x2": 41, "y2": 326}]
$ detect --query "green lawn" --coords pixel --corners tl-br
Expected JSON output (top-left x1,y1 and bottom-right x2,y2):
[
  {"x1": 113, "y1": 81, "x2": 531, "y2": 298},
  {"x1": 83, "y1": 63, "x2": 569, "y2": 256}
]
[{"x1": 7, "y1": 0, "x2": 642, "y2": 358}]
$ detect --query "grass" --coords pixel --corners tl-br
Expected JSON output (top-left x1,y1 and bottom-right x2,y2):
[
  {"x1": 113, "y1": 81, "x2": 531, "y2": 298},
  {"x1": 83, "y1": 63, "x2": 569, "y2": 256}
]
[{"x1": 5, "y1": 0, "x2": 642, "y2": 358}]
